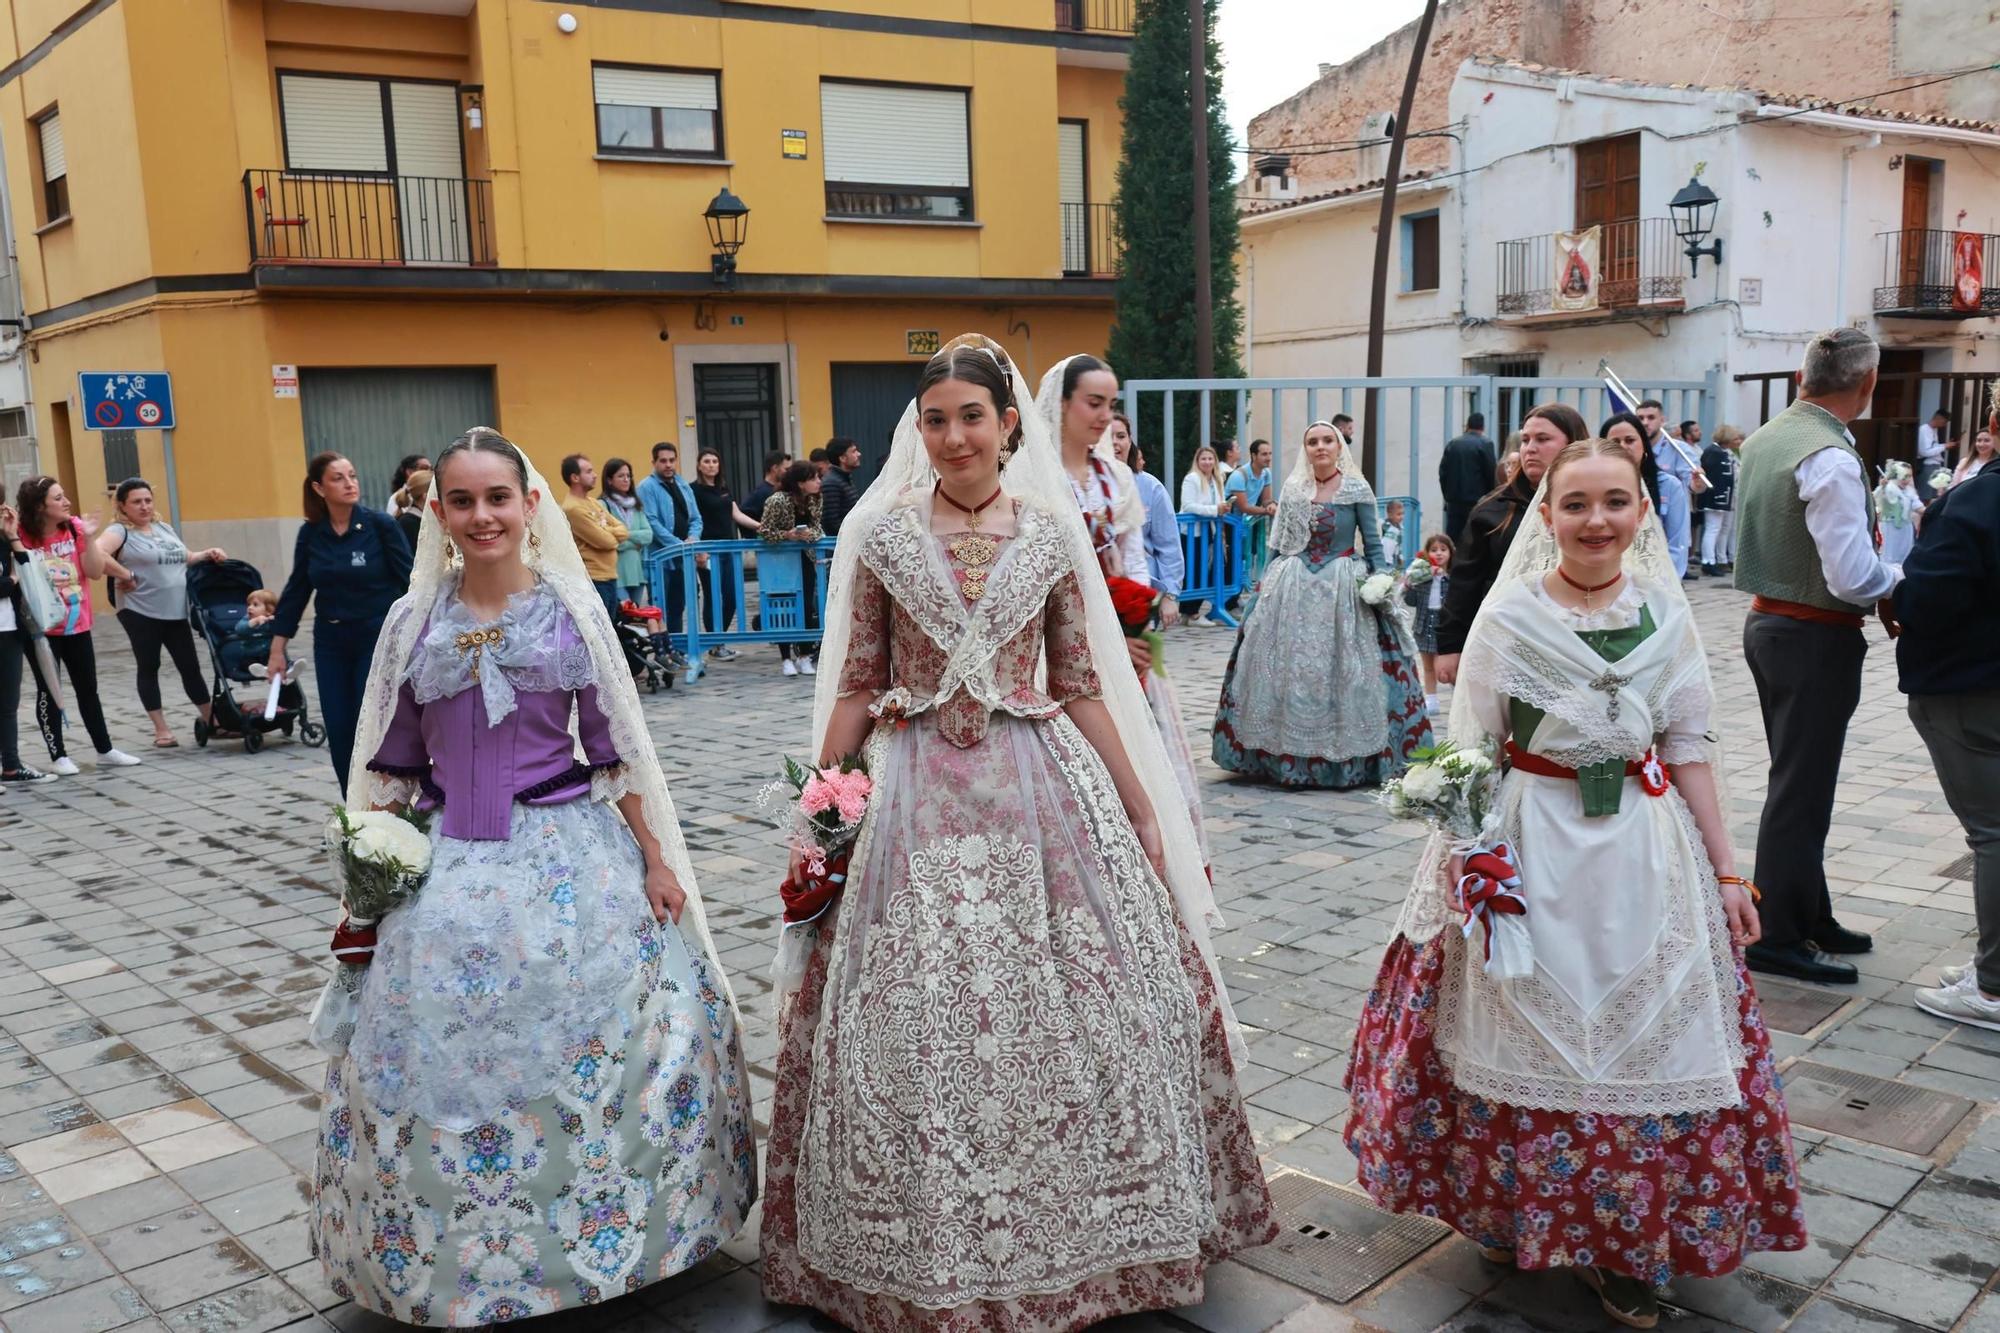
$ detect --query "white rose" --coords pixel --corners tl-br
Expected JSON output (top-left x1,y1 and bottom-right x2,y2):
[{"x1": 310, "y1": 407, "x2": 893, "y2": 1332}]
[
  {"x1": 1440, "y1": 749, "x2": 1493, "y2": 776},
  {"x1": 1398, "y1": 763, "x2": 1447, "y2": 804},
  {"x1": 346, "y1": 813, "x2": 430, "y2": 871},
  {"x1": 1360, "y1": 573, "x2": 1395, "y2": 605}
]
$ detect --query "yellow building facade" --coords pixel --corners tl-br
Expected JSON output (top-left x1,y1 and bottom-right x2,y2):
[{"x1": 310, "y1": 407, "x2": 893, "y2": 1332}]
[{"x1": 3, "y1": 0, "x2": 1130, "y2": 574}]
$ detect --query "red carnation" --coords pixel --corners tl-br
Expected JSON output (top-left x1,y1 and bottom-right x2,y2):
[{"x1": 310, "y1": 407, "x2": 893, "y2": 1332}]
[{"x1": 1105, "y1": 576, "x2": 1159, "y2": 635}]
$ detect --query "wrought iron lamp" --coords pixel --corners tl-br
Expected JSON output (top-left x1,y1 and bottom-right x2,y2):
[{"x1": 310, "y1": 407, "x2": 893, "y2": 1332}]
[
  {"x1": 704, "y1": 188, "x2": 750, "y2": 288},
  {"x1": 1668, "y1": 177, "x2": 1723, "y2": 277}
]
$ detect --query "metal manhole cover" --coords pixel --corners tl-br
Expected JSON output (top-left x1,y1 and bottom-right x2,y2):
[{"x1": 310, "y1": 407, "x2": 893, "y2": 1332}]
[
  {"x1": 1756, "y1": 979, "x2": 1850, "y2": 1034},
  {"x1": 1235, "y1": 1169, "x2": 1449, "y2": 1303},
  {"x1": 1782, "y1": 1061, "x2": 1975, "y2": 1154},
  {"x1": 1940, "y1": 852, "x2": 1975, "y2": 881}
]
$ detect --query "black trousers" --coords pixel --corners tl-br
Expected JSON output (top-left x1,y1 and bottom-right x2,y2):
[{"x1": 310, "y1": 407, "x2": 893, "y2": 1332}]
[
  {"x1": 116, "y1": 610, "x2": 211, "y2": 713},
  {"x1": 1444, "y1": 501, "x2": 1474, "y2": 545},
  {"x1": 1743, "y1": 611, "x2": 1867, "y2": 947},
  {"x1": 0, "y1": 629, "x2": 24, "y2": 772},
  {"x1": 36, "y1": 630, "x2": 115, "y2": 758}
]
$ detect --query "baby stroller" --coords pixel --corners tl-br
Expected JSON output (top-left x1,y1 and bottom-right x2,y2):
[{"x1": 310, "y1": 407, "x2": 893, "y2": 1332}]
[
  {"x1": 616, "y1": 599, "x2": 677, "y2": 694},
  {"x1": 186, "y1": 559, "x2": 325, "y2": 754}
]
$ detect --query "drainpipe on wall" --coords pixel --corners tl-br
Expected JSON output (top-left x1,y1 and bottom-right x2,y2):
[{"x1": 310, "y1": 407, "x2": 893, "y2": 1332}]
[{"x1": 1244, "y1": 247, "x2": 1255, "y2": 376}]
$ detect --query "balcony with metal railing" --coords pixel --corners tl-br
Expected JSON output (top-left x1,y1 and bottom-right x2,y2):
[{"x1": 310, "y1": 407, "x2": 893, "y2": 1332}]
[
  {"x1": 1496, "y1": 218, "x2": 1686, "y2": 320},
  {"x1": 1060, "y1": 201, "x2": 1121, "y2": 278},
  {"x1": 1053, "y1": 0, "x2": 1135, "y2": 35},
  {"x1": 1874, "y1": 229, "x2": 2000, "y2": 317},
  {"x1": 243, "y1": 169, "x2": 496, "y2": 269}
]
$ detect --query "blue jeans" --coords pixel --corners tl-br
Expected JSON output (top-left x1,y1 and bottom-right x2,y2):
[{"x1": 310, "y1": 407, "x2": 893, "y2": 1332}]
[
  {"x1": 316, "y1": 616, "x2": 383, "y2": 800},
  {"x1": 595, "y1": 579, "x2": 621, "y2": 628}
]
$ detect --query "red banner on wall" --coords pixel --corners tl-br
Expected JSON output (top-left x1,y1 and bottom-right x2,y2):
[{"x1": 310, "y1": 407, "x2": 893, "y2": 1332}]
[{"x1": 1953, "y1": 231, "x2": 1983, "y2": 312}]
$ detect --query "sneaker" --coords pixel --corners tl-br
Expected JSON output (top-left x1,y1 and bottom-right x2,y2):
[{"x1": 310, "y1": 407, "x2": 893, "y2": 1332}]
[
  {"x1": 51, "y1": 757, "x2": 80, "y2": 777},
  {"x1": 2, "y1": 766, "x2": 56, "y2": 785},
  {"x1": 1938, "y1": 959, "x2": 1975, "y2": 989},
  {"x1": 782, "y1": 658, "x2": 799, "y2": 677},
  {"x1": 709, "y1": 646, "x2": 739, "y2": 661},
  {"x1": 97, "y1": 749, "x2": 143, "y2": 768},
  {"x1": 799, "y1": 658, "x2": 817, "y2": 676},
  {"x1": 1915, "y1": 978, "x2": 2000, "y2": 1031}
]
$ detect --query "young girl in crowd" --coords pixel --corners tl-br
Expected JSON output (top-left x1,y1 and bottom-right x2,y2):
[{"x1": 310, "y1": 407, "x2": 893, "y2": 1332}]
[
  {"x1": 311, "y1": 428, "x2": 755, "y2": 1325},
  {"x1": 1346, "y1": 438, "x2": 1804, "y2": 1329},
  {"x1": 15, "y1": 476, "x2": 144, "y2": 773},
  {"x1": 1405, "y1": 531, "x2": 1453, "y2": 716},
  {"x1": 761, "y1": 335, "x2": 1271, "y2": 1331},
  {"x1": 1876, "y1": 461, "x2": 1920, "y2": 565}
]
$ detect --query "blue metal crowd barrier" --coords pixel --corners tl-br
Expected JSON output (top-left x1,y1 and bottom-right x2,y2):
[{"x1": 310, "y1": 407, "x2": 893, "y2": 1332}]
[
  {"x1": 643, "y1": 538, "x2": 836, "y2": 683},
  {"x1": 636, "y1": 497, "x2": 1421, "y2": 684}
]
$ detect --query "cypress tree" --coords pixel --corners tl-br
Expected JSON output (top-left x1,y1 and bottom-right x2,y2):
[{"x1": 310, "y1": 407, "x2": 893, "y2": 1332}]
[{"x1": 1108, "y1": 0, "x2": 1243, "y2": 474}]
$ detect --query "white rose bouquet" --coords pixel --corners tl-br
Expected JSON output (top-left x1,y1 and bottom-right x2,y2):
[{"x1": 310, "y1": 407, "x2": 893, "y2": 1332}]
[
  {"x1": 1382, "y1": 740, "x2": 1530, "y2": 979},
  {"x1": 1929, "y1": 468, "x2": 1954, "y2": 494},
  {"x1": 1359, "y1": 571, "x2": 1397, "y2": 606},
  {"x1": 1380, "y1": 740, "x2": 1496, "y2": 839},
  {"x1": 309, "y1": 806, "x2": 433, "y2": 1056}
]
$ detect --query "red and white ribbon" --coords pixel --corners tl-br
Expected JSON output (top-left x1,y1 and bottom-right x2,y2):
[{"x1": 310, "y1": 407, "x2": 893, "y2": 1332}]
[{"x1": 1454, "y1": 841, "x2": 1526, "y2": 963}]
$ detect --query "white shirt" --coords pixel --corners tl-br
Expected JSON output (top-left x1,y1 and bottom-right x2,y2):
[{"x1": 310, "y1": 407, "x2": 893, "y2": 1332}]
[
  {"x1": 1917, "y1": 422, "x2": 1944, "y2": 463},
  {"x1": 1179, "y1": 472, "x2": 1223, "y2": 516},
  {"x1": 1793, "y1": 404, "x2": 1902, "y2": 604}
]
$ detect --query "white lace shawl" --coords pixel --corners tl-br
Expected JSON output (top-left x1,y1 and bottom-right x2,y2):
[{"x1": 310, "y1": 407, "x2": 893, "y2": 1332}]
[{"x1": 1271, "y1": 422, "x2": 1375, "y2": 559}]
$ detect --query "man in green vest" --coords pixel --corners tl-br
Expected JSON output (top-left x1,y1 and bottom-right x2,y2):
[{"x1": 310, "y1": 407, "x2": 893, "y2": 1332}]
[{"x1": 1737, "y1": 327, "x2": 1904, "y2": 985}]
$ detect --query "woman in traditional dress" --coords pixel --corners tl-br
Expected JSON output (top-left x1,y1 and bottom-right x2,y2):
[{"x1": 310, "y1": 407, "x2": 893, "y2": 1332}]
[
  {"x1": 1344, "y1": 439, "x2": 1806, "y2": 1330},
  {"x1": 310, "y1": 428, "x2": 758, "y2": 1326},
  {"x1": 1211, "y1": 421, "x2": 1431, "y2": 788},
  {"x1": 1876, "y1": 461, "x2": 1920, "y2": 565},
  {"x1": 761, "y1": 335, "x2": 1274, "y2": 1332},
  {"x1": 1035, "y1": 354, "x2": 1214, "y2": 878}
]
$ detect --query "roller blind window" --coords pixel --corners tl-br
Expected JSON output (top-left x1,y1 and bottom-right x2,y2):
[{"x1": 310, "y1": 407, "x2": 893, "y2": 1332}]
[
  {"x1": 281, "y1": 75, "x2": 391, "y2": 173},
  {"x1": 821, "y1": 81, "x2": 971, "y2": 220},
  {"x1": 34, "y1": 111, "x2": 67, "y2": 221},
  {"x1": 593, "y1": 65, "x2": 721, "y2": 158}
]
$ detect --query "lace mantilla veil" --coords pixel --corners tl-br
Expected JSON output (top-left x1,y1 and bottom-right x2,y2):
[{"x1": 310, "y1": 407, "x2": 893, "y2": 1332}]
[
  {"x1": 1031, "y1": 355, "x2": 1147, "y2": 545},
  {"x1": 345, "y1": 430, "x2": 739, "y2": 1022},
  {"x1": 1270, "y1": 421, "x2": 1376, "y2": 558},
  {"x1": 810, "y1": 336, "x2": 1244, "y2": 1059},
  {"x1": 1393, "y1": 468, "x2": 1724, "y2": 945}
]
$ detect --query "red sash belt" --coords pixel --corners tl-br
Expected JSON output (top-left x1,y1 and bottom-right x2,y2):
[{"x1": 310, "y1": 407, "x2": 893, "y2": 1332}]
[
  {"x1": 1504, "y1": 741, "x2": 1671, "y2": 796},
  {"x1": 1751, "y1": 595, "x2": 1865, "y2": 629}
]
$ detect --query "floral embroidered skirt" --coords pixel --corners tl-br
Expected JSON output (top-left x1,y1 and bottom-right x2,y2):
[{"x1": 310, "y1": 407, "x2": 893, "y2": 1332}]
[
  {"x1": 1212, "y1": 563, "x2": 1432, "y2": 789},
  {"x1": 1343, "y1": 933, "x2": 1808, "y2": 1287},
  {"x1": 311, "y1": 801, "x2": 759, "y2": 1326},
  {"x1": 760, "y1": 714, "x2": 1275, "y2": 1332}
]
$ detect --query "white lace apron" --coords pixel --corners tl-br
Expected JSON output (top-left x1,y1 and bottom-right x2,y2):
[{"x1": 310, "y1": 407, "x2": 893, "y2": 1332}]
[{"x1": 1396, "y1": 580, "x2": 1746, "y2": 1116}]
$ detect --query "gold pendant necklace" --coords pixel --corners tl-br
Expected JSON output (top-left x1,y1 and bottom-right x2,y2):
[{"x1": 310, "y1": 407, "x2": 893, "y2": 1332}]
[{"x1": 938, "y1": 482, "x2": 1004, "y2": 600}]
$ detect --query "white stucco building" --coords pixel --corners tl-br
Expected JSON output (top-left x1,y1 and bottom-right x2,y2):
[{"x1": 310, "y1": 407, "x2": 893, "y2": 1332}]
[{"x1": 1240, "y1": 57, "x2": 2000, "y2": 512}]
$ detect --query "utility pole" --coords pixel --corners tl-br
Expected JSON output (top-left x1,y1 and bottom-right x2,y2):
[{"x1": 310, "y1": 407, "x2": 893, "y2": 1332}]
[
  {"x1": 1361, "y1": 0, "x2": 1441, "y2": 480},
  {"x1": 1189, "y1": 0, "x2": 1214, "y2": 380}
]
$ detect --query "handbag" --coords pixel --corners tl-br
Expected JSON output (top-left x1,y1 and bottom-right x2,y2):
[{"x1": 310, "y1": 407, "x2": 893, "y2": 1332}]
[{"x1": 14, "y1": 551, "x2": 65, "y2": 633}]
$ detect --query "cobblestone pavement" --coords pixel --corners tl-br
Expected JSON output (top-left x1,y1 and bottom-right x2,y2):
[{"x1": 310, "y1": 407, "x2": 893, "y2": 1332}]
[{"x1": 1, "y1": 577, "x2": 1997, "y2": 1333}]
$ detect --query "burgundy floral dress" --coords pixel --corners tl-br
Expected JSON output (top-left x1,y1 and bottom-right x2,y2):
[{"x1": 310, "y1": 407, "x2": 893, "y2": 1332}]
[{"x1": 761, "y1": 497, "x2": 1274, "y2": 1332}]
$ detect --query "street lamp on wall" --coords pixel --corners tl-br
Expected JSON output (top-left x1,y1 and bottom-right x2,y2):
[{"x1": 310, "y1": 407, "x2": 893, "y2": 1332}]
[
  {"x1": 1668, "y1": 177, "x2": 1723, "y2": 277},
  {"x1": 704, "y1": 188, "x2": 750, "y2": 288}
]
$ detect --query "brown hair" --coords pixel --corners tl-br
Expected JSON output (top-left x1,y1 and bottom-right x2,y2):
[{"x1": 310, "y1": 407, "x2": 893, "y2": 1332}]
[
  {"x1": 1543, "y1": 437, "x2": 1644, "y2": 492},
  {"x1": 1422, "y1": 531, "x2": 1456, "y2": 565},
  {"x1": 917, "y1": 335, "x2": 1025, "y2": 457},
  {"x1": 303, "y1": 452, "x2": 346, "y2": 524},
  {"x1": 1472, "y1": 403, "x2": 1590, "y2": 536},
  {"x1": 14, "y1": 475, "x2": 63, "y2": 539}
]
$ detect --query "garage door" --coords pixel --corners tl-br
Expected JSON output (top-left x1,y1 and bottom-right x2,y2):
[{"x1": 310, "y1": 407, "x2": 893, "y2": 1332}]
[{"x1": 299, "y1": 367, "x2": 497, "y2": 509}]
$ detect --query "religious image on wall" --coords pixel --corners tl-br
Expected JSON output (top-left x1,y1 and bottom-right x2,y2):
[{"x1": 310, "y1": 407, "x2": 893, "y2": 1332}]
[
  {"x1": 1953, "y1": 230, "x2": 1984, "y2": 313},
  {"x1": 1553, "y1": 226, "x2": 1601, "y2": 312}
]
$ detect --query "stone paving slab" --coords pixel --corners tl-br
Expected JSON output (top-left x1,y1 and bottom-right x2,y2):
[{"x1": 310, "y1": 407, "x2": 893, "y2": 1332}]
[{"x1": 0, "y1": 578, "x2": 1995, "y2": 1332}]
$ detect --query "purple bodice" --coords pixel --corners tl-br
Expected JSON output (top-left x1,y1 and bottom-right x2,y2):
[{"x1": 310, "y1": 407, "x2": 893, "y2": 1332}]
[{"x1": 367, "y1": 583, "x2": 622, "y2": 841}]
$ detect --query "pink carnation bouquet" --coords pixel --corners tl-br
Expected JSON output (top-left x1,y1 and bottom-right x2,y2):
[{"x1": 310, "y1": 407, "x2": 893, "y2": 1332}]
[{"x1": 768, "y1": 753, "x2": 872, "y2": 912}]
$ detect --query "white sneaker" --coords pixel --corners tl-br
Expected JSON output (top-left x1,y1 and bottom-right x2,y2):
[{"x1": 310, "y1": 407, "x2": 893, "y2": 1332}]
[
  {"x1": 1915, "y1": 979, "x2": 2000, "y2": 1031},
  {"x1": 781, "y1": 658, "x2": 799, "y2": 677},
  {"x1": 51, "y1": 756, "x2": 80, "y2": 777},
  {"x1": 1938, "y1": 959, "x2": 1976, "y2": 989},
  {"x1": 96, "y1": 749, "x2": 143, "y2": 768},
  {"x1": 799, "y1": 658, "x2": 817, "y2": 676}
]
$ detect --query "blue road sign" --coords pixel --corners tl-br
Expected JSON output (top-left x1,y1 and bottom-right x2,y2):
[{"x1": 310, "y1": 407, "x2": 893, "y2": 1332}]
[{"x1": 79, "y1": 372, "x2": 175, "y2": 432}]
